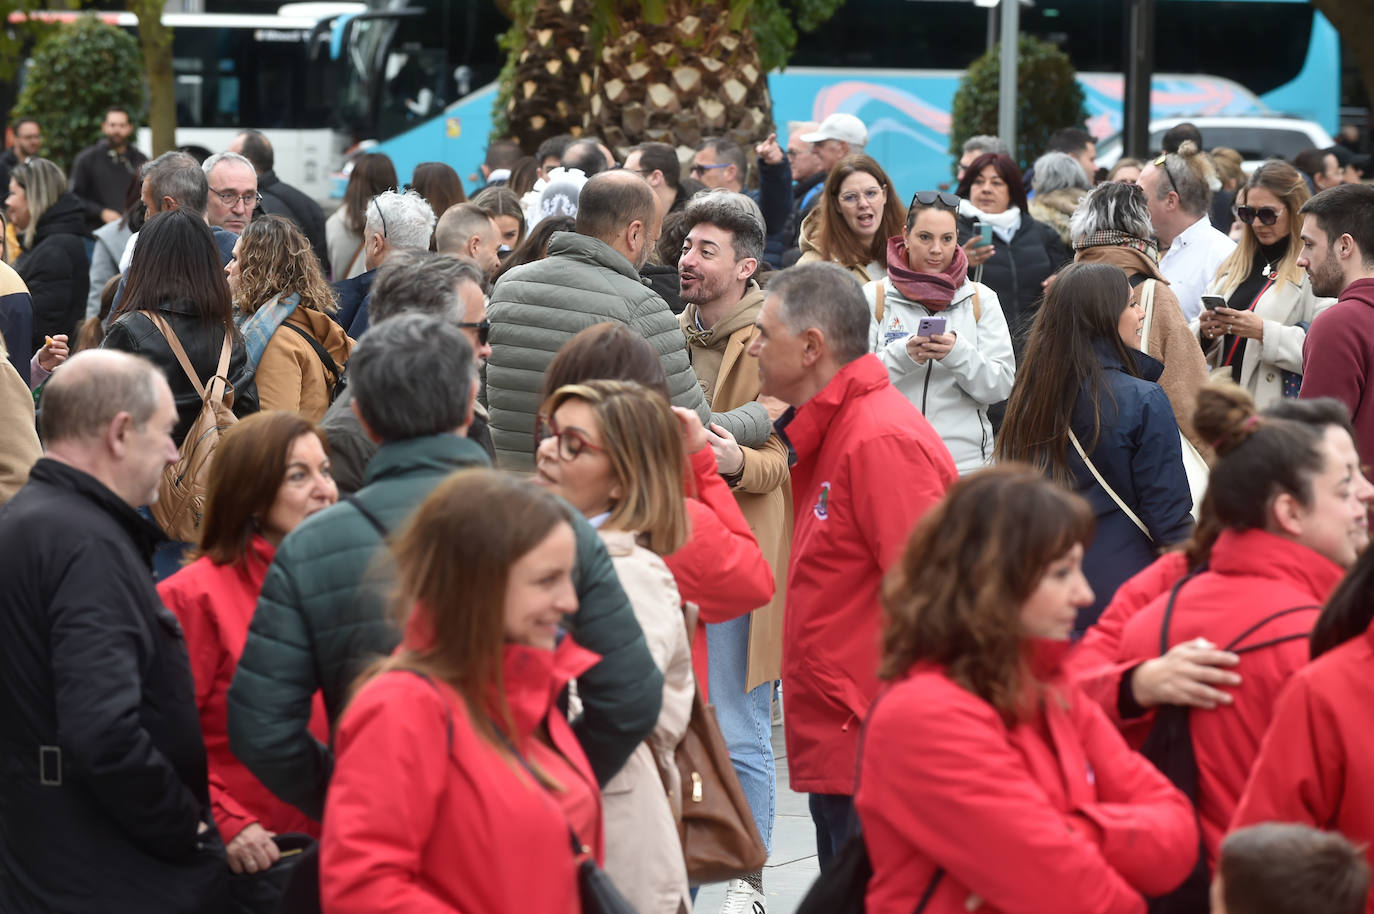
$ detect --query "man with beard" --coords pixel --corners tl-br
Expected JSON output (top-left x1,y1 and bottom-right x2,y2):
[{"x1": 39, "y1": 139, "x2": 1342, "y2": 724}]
[
  {"x1": 69, "y1": 106, "x2": 147, "y2": 233},
  {"x1": 1299, "y1": 184, "x2": 1374, "y2": 461},
  {"x1": 485, "y1": 169, "x2": 771, "y2": 470}
]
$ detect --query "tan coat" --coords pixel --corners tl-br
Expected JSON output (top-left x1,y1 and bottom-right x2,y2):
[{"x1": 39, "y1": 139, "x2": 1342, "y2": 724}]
[
  {"x1": 0, "y1": 335, "x2": 39, "y2": 505},
  {"x1": 679, "y1": 286, "x2": 793, "y2": 689},
  {"x1": 598, "y1": 529, "x2": 694, "y2": 914},
  {"x1": 256, "y1": 306, "x2": 354, "y2": 423}
]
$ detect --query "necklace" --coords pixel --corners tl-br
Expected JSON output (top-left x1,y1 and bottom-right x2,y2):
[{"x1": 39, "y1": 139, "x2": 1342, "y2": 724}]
[{"x1": 1262, "y1": 258, "x2": 1278, "y2": 278}]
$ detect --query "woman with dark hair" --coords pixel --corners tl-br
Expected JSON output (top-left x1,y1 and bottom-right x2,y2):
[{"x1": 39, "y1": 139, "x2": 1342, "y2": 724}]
[
  {"x1": 7, "y1": 157, "x2": 90, "y2": 351},
  {"x1": 1196, "y1": 160, "x2": 1333, "y2": 409},
  {"x1": 1113, "y1": 382, "x2": 1369, "y2": 868},
  {"x1": 797, "y1": 154, "x2": 905, "y2": 285},
  {"x1": 158, "y1": 411, "x2": 336, "y2": 876},
  {"x1": 322, "y1": 470, "x2": 603, "y2": 914},
  {"x1": 227, "y1": 215, "x2": 353, "y2": 421},
  {"x1": 858, "y1": 466, "x2": 1196, "y2": 913},
  {"x1": 996, "y1": 261, "x2": 1193, "y2": 629},
  {"x1": 325, "y1": 153, "x2": 397, "y2": 280},
  {"x1": 472, "y1": 184, "x2": 527, "y2": 252},
  {"x1": 102, "y1": 208, "x2": 259, "y2": 447},
  {"x1": 493, "y1": 214, "x2": 574, "y2": 283},
  {"x1": 408, "y1": 161, "x2": 466, "y2": 228},
  {"x1": 955, "y1": 152, "x2": 1070, "y2": 348}
]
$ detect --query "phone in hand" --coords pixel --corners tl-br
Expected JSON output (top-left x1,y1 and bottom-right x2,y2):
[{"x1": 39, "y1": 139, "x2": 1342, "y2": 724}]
[
  {"x1": 916, "y1": 316, "x2": 947, "y2": 338},
  {"x1": 971, "y1": 221, "x2": 993, "y2": 248},
  {"x1": 1201, "y1": 295, "x2": 1226, "y2": 313}
]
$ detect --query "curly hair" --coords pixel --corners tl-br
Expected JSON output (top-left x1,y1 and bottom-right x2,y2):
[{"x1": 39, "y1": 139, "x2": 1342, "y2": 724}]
[{"x1": 233, "y1": 214, "x2": 336, "y2": 316}]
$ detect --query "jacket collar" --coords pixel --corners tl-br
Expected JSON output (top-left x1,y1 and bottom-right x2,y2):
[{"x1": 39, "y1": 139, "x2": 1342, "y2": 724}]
[
  {"x1": 26, "y1": 458, "x2": 165, "y2": 562},
  {"x1": 1091, "y1": 337, "x2": 1164, "y2": 384},
  {"x1": 1074, "y1": 243, "x2": 1167, "y2": 283},
  {"x1": 500, "y1": 638, "x2": 601, "y2": 741},
  {"x1": 1208, "y1": 527, "x2": 1347, "y2": 601},
  {"x1": 776, "y1": 354, "x2": 890, "y2": 465},
  {"x1": 362, "y1": 433, "x2": 492, "y2": 487},
  {"x1": 546, "y1": 232, "x2": 642, "y2": 284}
]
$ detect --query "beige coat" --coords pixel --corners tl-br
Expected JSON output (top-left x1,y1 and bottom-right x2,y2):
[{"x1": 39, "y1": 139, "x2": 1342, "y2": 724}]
[
  {"x1": 598, "y1": 529, "x2": 694, "y2": 914},
  {"x1": 0, "y1": 335, "x2": 39, "y2": 505},
  {"x1": 679, "y1": 287, "x2": 793, "y2": 689},
  {"x1": 256, "y1": 306, "x2": 354, "y2": 423}
]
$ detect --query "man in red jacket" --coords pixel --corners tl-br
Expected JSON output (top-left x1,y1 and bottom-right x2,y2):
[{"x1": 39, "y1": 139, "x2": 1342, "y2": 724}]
[
  {"x1": 748, "y1": 261, "x2": 957, "y2": 867},
  {"x1": 1298, "y1": 184, "x2": 1374, "y2": 461}
]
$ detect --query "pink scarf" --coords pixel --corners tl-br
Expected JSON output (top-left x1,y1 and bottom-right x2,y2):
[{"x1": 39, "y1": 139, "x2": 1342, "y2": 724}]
[{"x1": 884, "y1": 236, "x2": 969, "y2": 311}]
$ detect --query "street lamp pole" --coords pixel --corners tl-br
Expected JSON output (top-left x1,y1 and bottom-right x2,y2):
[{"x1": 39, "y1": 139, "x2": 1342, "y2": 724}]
[{"x1": 998, "y1": 0, "x2": 1019, "y2": 147}]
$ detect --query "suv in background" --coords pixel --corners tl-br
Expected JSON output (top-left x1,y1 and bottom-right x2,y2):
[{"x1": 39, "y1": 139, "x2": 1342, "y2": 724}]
[{"x1": 1096, "y1": 116, "x2": 1336, "y2": 172}]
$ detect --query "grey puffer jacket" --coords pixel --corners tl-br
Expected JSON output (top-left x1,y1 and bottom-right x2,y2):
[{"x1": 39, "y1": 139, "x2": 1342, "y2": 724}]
[{"x1": 486, "y1": 232, "x2": 771, "y2": 470}]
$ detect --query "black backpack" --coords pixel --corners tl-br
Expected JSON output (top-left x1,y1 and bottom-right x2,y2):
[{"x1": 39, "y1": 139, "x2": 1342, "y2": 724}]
[{"x1": 1140, "y1": 572, "x2": 1317, "y2": 914}]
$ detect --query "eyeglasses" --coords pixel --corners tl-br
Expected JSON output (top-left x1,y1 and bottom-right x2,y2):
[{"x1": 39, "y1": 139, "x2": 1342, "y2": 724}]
[
  {"x1": 535, "y1": 413, "x2": 605, "y2": 461},
  {"x1": 371, "y1": 197, "x2": 387, "y2": 238},
  {"x1": 210, "y1": 187, "x2": 262, "y2": 209},
  {"x1": 1235, "y1": 204, "x2": 1285, "y2": 226},
  {"x1": 1151, "y1": 154, "x2": 1180, "y2": 199},
  {"x1": 456, "y1": 319, "x2": 490, "y2": 345},
  {"x1": 689, "y1": 163, "x2": 730, "y2": 177},
  {"x1": 910, "y1": 190, "x2": 960, "y2": 210},
  {"x1": 839, "y1": 187, "x2": 885, "y2": 207}
]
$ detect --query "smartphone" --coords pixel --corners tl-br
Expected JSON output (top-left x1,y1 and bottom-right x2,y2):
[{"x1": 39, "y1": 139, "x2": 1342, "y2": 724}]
[
  {"x1": 1201, "y1": 295, "x2": 1226, "y2": 312},
  {"x1": 971, "y1": 221, "x2": 993, "y2": 248},
  {"x1": 917, "y1": 316, "x2": 947, "y2": 338}
]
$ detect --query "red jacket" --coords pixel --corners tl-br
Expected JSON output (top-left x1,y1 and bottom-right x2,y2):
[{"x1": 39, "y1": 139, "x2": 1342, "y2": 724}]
[
  {"x1": 778, "y1": 355, "x2": 956, "y2": 794},
  {"x1": 1301, "y1": 277, "x2": 1374, "y2": 463},
  {"x1": 157, "y1": 538, "x2": 328, "y2": 842},
  {"x1": 857, "y1": 643, "x2": 1198, "y2": 914},
  {"x1": 1114, "y1": 528, "x2": 1344, "y2": 865},
  {"x1": 1232, "y1": 620, "x2": 1374, "y2": 914},
  {"x1": 321, "y1": 638, "x2": 603, "y2": 914},
  {"x1": 664, "y1": 445, "x2": 774, "y2": 694}
]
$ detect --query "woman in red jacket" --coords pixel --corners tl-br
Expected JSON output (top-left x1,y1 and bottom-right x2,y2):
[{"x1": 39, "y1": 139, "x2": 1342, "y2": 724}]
[
  {"x1": 157, "y1": 410, "x2": 336, "y2": 875},
  {"x1": 1113, "y1": 383, "x2": 1369, "y2": 867},
  {"x1": 1232, "y1": 547, "x2": 1374, "y2": 912},
  {"x1": 322, "y1": 470, "x2": 603, "y2": 914},
  {"x1": 858, "y1": 466, "x2": 1197, "y2": 914}
]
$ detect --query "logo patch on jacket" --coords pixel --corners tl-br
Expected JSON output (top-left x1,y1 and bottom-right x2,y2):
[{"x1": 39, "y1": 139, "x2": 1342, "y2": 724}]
[
  {"x1": 883, "y1": 316, "x2": 908, "y2": 346},
  {"x1": 813, "y1": 481, "x2": 831, "y2": 520}
]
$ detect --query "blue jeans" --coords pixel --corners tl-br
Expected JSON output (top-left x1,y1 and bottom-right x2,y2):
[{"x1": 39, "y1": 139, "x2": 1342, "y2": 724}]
[{"x1": 706, "y1": 614, "x2": 776, "y2": 854}]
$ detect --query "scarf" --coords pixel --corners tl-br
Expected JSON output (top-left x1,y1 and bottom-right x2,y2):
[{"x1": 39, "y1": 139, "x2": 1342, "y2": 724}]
[
  {"x1": 884, "y1": 236, "x2": 969, "y2": 311},
  {"x1": 958, "y1": 198, "x2": 1022, "y2": 241},
  {"x1": 1074, "y1": 228, "x2": 1160, "y2": 264}
]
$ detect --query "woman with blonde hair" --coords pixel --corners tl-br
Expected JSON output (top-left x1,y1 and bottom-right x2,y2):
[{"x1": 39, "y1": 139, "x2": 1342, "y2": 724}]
[
  {"x1": 534, "y1": 378, "x2": 694, "y2": 914},
  {"x1": 797, "y1": 154, "x2": 906, "y2": 284},
  {"x1": 1197, "y1": 160, "x2": 1334, "y2": 409},
  {"x1": 6, "y1": 157, "x2": 89, "y2": 350},
  {"x1": 228, "y1": 214, "x2": 353, "y2": 421}
]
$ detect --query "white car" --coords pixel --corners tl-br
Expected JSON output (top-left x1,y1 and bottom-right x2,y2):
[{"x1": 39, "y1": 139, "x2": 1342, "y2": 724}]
[{"x1": 1096, "y1": 116, "x2": 1336, "y2": 173}]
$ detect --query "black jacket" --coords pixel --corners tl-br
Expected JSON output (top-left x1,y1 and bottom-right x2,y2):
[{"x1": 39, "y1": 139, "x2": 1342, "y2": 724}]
[
  {"x1": 0, "y1": 148, "x2": 20, "y2": 203},
  {"x1": 13, "y1": 192, "x2": 89, "y2": 351},
  {"x1": 958, "y1": 212, "x2": 1070, "y2": 356},
  {"x1": 101, "y1": 299, "x2": 260, "y2": 446},
  {"x1": 0, "y1": 459, "x2": 228, "y2": 913},
  {"x1": 258, "y1": 170, "x2": 328, "y2": 271},
  {"x1": 69, "y1": 139, "x2": 147, "y2": 233}
]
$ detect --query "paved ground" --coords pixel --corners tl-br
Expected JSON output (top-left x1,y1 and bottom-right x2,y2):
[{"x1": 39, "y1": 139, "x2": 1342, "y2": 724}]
[{"x1": 693, "y1": 719, "x2": 819, "y2": 914}]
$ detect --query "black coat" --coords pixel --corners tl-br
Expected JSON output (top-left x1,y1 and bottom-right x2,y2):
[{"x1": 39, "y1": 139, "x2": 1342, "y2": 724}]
[
  {"x1": 258, "y1": 170, "x2": 328, "y2": 271},
  {"x1": 69, "y1": 139, "x2": 147, "y2": 233},
  {"x1": 0, "y1": 459, "x2": 228, "y2": 913},
  {"x1": 101, "y1": 299, "x2": 260, "y2": 446},
  {"x1": 13, "y1": 192, "x2": 90, "y2": 351},
  {"x1": 957, "y1": 212, "x2": 1070, "y2": 355}
]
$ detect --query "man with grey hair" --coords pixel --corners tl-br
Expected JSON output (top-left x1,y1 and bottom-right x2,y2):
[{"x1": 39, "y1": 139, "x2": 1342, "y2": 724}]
[
  {"x1": 434, "y1": 202, "x2": 502, "y2": 278},
  {"x1": 230, "y1": 313, "x2": 664, "y2": 819},
  {"x1": 1029, "y1": 151, "x2": 1092, "y2": 248},
  {"x1": 957, "y1": 134, "x2": 1009, "y2": 183},
  {"x1": 320, "y1": 250, "x2": 494, "y2": 493},
  {"x1": 0, "y1": 350, "x2": 230, "y2": 912},
  {"x1": 747, "y1": 262, "x2": 956, "y2": 868},
  {"x1": 117, "y1": 152, "x2": 235, "y2": 272},
  {"x1": 334, "y1": 189, "x2": 437, "y2": 337},
  {"x1": 202, "y1": 151, "x2": 259, "y2": 235},
  {"x1": 1138, "y1": 141, "x2": 1235, "y2": 320},
  {"x1": 677, "y1": 189, "x2": 790, "y2": 913}
]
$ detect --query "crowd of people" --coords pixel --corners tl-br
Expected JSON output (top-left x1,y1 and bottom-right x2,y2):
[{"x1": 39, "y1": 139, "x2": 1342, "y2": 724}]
[{"x1": 2, "y1": 102, "x2": 1374, "y2": 914}]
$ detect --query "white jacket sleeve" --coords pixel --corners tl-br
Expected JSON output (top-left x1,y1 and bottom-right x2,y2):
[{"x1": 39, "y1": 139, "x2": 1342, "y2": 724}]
[
  {"x1": 1258, "y1": 281, "x2": 1335, "y2": 375},
  {"x1": 939, "y1": 286, "x2": 1016, "y2": 405}
]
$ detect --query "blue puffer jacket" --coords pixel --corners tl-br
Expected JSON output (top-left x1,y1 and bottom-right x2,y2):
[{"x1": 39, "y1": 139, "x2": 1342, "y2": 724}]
[{"x1": 1068, "y1": 341, "x2": 1193, "y2": 632}]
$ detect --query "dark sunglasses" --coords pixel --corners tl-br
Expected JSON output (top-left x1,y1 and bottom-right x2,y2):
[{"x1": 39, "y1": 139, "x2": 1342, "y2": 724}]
[
  {"x1": 456, "y1": 319, "x2": 490, "y2": 345},
  {"x1": 910, "y1": 190, "x2": 960, "y2": 210},
  {"x1": 1234, "y1": 205, "x2": 1285, "y2": 226},
  {"x1": 535, "y1": 413, "x2": 606, "y2": 460}
]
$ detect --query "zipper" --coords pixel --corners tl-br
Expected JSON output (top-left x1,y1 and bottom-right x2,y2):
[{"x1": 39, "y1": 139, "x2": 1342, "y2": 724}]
[{"x1": 920, "y1": 360, "x2": 934, "y2": 415}]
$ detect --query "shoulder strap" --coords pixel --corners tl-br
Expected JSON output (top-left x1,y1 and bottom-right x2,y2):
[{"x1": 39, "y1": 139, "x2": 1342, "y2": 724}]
[
  {"x1": 1157, "y1": 570, "x2": 1202, "y2": 655},
  {"x1": 1139, "y1": 279, "x2": 1157, "y2": 357},
  {"x1": 344, "y1": 494, "x2": 388, "y2": 536},
  {"x1": 1068, "y1": 429, "x2": 1150, "y2": 540},
  {"x1": 1226, "y1": 605, "x2": 1319, "y2": 654},
  {"x1": 283, "y1": 320, "x2": 341, "y2": 382},
  {"x1": 971, "y1": 286, "x2": 981, "y2": 323},
  {"x1": 145, "y1": 311, "x2": 230, "y2": 401},
  {"x1": 345, "y1": 238, "x2": 365, "y2": 277},
  {"x1": 874, "y1": 281, "x2": 885, "y2": 326},
  {"x1": 488, "y1": 715, "x2": 591, "y2": 857}
]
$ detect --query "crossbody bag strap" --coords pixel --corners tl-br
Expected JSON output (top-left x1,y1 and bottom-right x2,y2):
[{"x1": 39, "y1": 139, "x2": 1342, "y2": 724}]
[
  {"x1": 1157, "y1": 569, "x2": 1204, "y2": 655},
  {"x1": 1226, "y1": 605, "x2": 1320, "y2": 654},
  {"x1": 343, "y1": 495, "x2": 388, "y2": 537},
  {"x1": 282, "y1": 321, "x2": 341, "y2": 382},
  {"x1": 488, "y1": 719, "x2": 591, "y2": 857},
  {"x1": 1068, "y1": 429, "x2": 1150, "y2": 539}
]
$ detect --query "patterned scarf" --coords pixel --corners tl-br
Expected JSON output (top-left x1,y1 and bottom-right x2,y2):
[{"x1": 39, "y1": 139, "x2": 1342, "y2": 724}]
[
  {"x1": 1073, "y1": 228, "x2": 1159, "y2": 264},
  {"x1": 884, "y1": 236, "x2": 969, "y2": 311}
]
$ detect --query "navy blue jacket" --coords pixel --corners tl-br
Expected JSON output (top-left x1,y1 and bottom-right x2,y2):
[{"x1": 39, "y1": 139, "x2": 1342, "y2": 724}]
[
  {"x1": 333, "y1": 269, "x2": 376, "y2": 338},
  {"x1": 1068, "y1": 342, "x2": 1194, "y2": 632}
]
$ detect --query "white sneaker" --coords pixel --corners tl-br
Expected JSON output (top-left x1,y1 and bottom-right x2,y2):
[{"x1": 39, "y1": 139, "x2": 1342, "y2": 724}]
[{"x1": 719, "y1": 878, "x2": 766, "y2": 914}]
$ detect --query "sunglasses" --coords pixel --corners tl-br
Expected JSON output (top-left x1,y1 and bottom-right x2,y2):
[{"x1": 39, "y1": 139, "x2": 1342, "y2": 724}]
[
  {"x1": 1234, "y1": 205, "x2": 1285, "y2": 226},
  {"x1": 910, "y1": 190, "x2": 960, "y2": 210},
  {"x1": 689, "y1": 163, "x2": 730, "y2": 176},
  {"x1": 1152, "y1": 154, "x2": 1180, "y2": 199},
  {"x1": 535, "y1": 413, "x2": 606, "y2": 461},
  {"x1": 456, "y1": 319, "x2": 490, "y2": 345}
]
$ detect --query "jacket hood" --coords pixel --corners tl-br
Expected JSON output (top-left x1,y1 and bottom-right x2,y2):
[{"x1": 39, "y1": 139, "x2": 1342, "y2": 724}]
[
  {"x1": 797, "y1": 208, "x2": 821, "y2": 256},
  {"x1": 1074, "y1": 241, "x2": 1168, "y2": 283},
  {"x1": 546, "y1": 231, "x2": 642, "y2": 284},
  {"x1": 34, "y1": 192, "x2": 89, "y2": 241},
  {"x1": 1342, "y1": 277, "x2": 1374, "y2": 308},
  {"x1": 682, "y1": 282, "x2": 764, "y2": 351}
]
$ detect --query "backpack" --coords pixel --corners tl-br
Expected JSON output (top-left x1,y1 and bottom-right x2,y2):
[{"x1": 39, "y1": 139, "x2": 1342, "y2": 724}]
[
  {"x1": 1140, "y1": 572, "x2": 1317, "y2": 914},
  {"x1": 147, "y1": 313, "x2": 237, "y2": 543},
  {"x1": 282, "y1": 321, "x2": 346, "y2": 404}
]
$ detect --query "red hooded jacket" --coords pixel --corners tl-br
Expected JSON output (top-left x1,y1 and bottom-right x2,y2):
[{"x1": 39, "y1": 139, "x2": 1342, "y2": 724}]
[
  {"x1": 1232, "y1": 620, "x2": 1374, "y2": 913},
  {"x1": 1114, "y1": 528, "x2": 1344, "y2": 866},
  {"x1": 321, "y1": 638, "x2": 603, "y2": 914},
  {"x1": 1301, "y1": 277, "x2": 1374, "y2": 463},
  {"x1": 858, "y1": 643, "x2": 1198, "y2": 914},
  {"x1": 777, "y1": 355, "x2": 956, "y2": 794},
  {"x1": 157, "y1": 537, "x2": 328, "y2": 842}
]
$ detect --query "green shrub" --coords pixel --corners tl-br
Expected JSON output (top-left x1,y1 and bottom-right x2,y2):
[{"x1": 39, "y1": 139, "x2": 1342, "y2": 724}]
[
  {"x1": 949, "y1": 35, "x2": 1088, "y2": 174},
  {"x1": 12, "y1": 18, "x2": 144, "y2": 174}
]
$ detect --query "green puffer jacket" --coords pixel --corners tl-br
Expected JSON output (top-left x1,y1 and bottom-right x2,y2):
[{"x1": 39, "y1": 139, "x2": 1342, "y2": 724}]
[
  {"x1": 486, "y1": 231, "x2": 772, "y2": 470},
  {"x1": 226, "y1": 433, "x2": 663, "y2": 819}
]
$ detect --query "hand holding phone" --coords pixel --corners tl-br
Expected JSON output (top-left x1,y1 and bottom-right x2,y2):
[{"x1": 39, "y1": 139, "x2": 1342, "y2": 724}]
[
  {"x1": 1200, "y1": 295, "x2": 1226, "y2": 312},
  {"x1": 971, "y1": 221, "x2": 993, "y2": 248},
  {"x1": 916, "y1": 316, "x2": 947, "y2": 338}
]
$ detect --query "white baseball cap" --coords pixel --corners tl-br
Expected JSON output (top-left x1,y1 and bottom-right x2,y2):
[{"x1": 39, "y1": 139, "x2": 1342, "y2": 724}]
[{"x1": 800, "y1": 113, "x2": 868, "y2": 147}]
